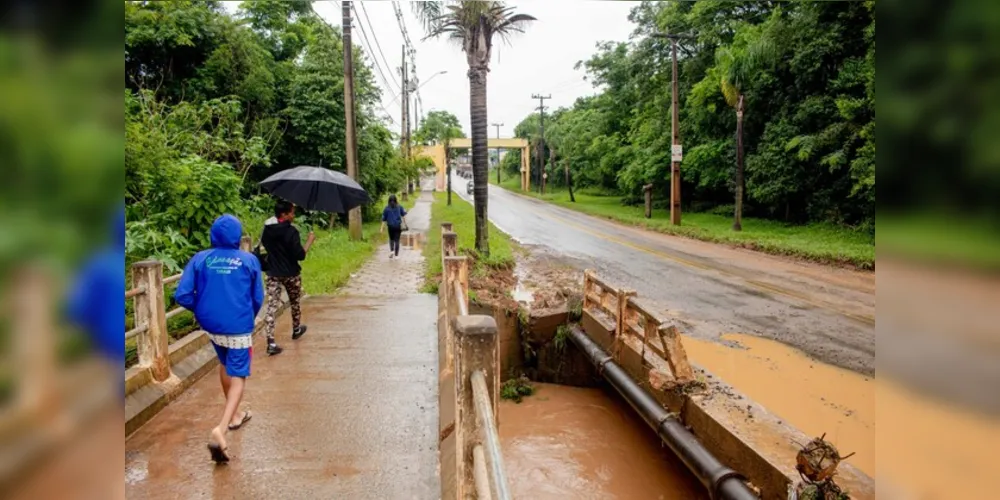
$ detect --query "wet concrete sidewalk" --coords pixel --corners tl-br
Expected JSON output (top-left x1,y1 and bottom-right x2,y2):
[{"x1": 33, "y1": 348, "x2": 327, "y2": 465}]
[{"x1": 126, "y1": 188, "x2": 439, "y2": 499}]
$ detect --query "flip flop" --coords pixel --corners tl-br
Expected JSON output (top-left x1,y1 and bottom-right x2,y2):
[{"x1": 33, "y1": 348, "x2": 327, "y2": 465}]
[
  {"x1": 207, "y1": 443, "x2": 230, "y2": 464},
  {"x1": 228, "y1": 411, "x2": 252, "y2": 431}
]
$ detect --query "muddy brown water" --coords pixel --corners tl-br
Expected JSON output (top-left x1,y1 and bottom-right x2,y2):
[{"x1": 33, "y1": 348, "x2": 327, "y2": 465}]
[
  {"x1": 683, "y1": 333, "x2": 875, "y2": 477},
  {"x1": 500, "y1": 383, "x2": 706, "y2": 500}
]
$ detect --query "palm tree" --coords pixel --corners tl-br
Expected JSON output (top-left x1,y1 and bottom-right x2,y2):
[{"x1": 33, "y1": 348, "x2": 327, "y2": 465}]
[
  {"x1": 413, "y1": 2, "x2": 536, "y2": 255},
  {"x1": 717, "y1": 32, "x2": 778, "y2": 232}
]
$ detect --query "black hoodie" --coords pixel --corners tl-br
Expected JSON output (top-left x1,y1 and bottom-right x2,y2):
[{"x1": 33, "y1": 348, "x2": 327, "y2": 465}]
[{"x1": 260, "y1": 218, "x2": 306, "y2": 278}]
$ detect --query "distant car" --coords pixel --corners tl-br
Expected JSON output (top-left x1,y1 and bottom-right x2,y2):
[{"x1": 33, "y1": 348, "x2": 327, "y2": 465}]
[{"x1": 466, "y1": 180, "x2": 474, "y2": 195}]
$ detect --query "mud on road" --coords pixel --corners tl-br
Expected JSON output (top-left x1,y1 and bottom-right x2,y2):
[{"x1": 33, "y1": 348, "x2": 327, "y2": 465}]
[{"x1": 463, "y1": 179, "x2": 875, "y2": 377}]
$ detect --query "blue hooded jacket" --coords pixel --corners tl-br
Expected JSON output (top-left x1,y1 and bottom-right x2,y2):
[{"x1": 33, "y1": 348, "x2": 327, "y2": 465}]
[
  {"x1": 174, "y1": 215, "x2": 264, "y2": 335},
  {"x1": 67, "y1": 206, "x2": 126, "y2": 364}
]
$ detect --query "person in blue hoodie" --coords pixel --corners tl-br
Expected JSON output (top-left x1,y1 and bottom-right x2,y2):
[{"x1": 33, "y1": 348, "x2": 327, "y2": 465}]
[
  {"x1": 66, "y1": 206, "x2": 126, "y2": 396},
  {"x1": 174, "y1": 214, "x2": 264, "y2": 464}
]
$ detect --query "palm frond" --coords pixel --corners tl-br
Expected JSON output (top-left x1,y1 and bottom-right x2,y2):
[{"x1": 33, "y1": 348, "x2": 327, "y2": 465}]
[{"x1": 411, "y1": 1, "x2": 445, "y2": 34}]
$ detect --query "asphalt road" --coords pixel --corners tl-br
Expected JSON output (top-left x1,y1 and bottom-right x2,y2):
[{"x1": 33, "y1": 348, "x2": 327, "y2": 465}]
[{"x1": 452, "y1": 174, "x2": 875, "y2": 376}]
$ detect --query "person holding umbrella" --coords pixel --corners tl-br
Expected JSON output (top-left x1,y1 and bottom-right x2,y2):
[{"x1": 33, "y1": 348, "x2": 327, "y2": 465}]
[
  {"x1": 260, "y1": 200, "x2": 315, "y2": 356},
  {"x1": 257, "y1": 165, "x2": 371, "y2": 354}
]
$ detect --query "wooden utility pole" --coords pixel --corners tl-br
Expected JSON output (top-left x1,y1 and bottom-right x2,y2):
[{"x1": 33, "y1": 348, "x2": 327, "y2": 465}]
[
  {"x1": 491, "y1": 122, "x2": 503, "y2": 184},
  {"x1": 343, "y1": 1, "x2": 362, "y2": 240},
  {"x1": 401, "y1": 45, "x2": 412, "y2": 196},
  {"x1": 669, "y1": 37, "x2": 682, "y2": 226},
  {"x1": 531, "y1": 94, "x2": 551, "y2": 194}
]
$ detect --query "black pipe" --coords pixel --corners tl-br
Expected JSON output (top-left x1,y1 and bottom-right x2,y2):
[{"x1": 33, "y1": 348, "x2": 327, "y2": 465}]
[{"x1": 568, "y1": 326, "x2": 758, "y2": 500}]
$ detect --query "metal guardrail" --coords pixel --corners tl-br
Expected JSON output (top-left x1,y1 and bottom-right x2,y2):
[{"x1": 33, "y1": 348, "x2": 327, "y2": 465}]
[
  {"x1": 471, "y1": 370, "x2": 511, "y2": 500},
  {"x1": 440, "y1": 223, "x2": 510, "y2": 499}
]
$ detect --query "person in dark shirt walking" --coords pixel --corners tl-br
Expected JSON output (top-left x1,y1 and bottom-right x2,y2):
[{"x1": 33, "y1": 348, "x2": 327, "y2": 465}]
[
  {"x1": 380, "y1": 194, "x2": 407, "y2": 259},
  {"x1": 260, "y1": 200, "x2": 315, "y2": 356}
]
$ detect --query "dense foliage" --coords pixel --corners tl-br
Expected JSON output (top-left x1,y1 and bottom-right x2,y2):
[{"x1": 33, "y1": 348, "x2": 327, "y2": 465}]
[
  {"x1": 505, "y1": 1, "x2": 875, "y2": 231},
  {"x1": 125, "y1": 1, "x2": 405, "y2": 269}
]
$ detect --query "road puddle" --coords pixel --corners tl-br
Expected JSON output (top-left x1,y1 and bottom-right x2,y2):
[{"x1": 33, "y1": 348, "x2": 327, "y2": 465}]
[
  {"x1": 682, "y1": 333, "x2": 875, "y2": 476},
  {"x1": 401, "y1": 231, "x2": 425, "y2": 250},
  {"x1": 500, "y1": 383, "x2": 705, "y2": 499}
]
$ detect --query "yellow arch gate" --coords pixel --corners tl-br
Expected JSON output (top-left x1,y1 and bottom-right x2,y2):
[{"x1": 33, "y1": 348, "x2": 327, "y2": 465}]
[{"x1": 414, "y1": 137, "x2": 533, "y2": 192}]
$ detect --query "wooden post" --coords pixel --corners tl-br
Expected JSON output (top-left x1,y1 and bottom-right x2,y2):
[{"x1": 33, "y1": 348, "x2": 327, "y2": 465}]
[
  {"x1": 643, "y1": 184, "x2": 653, "y2": 219},
  {"x1": 12, "y1": 266, "x2": 57, "y2": 417},
  {"x1": 453, "y1": 315, "x2": 499, "y2": 500},
  {"x1": 442, "y1": 222, "x2": 454, "y2": 233},
  {"x1": 132, "y1": 261, "x2": 171, "y2": 382},
  {"x1": 240, "y1": 235, "x2": 251, "y2": 252},
  {"x1": 658, "y1": 325, "x2": 695, "y2": 383}
]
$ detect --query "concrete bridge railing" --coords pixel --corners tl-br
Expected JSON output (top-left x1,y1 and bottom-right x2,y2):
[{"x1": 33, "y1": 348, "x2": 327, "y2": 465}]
[
  {"x1": 439, "y1": 223, "x2": 511, "y2": 500},
  {"x1": 124, "y1": 235, "x2": 294, "y2": 436},
  {"x1": 125, "y1": 236, "x2": 252, "y2": 387}
]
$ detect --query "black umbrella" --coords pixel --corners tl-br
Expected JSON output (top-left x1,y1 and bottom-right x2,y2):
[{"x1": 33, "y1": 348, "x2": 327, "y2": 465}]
[{"x1": 259, "y1": 166, "x2": 371, "y2": 213}]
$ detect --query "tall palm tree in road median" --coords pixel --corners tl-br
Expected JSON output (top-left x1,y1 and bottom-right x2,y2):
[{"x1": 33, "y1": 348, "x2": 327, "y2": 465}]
[{"x1": 413, "y1": 2, "x2": 536, "y2": 256}]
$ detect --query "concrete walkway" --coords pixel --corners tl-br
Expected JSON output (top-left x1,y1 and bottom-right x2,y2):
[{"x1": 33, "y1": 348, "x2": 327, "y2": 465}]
[{"x1": 125, "y1": 189, "x2": 439, "y2": 499}]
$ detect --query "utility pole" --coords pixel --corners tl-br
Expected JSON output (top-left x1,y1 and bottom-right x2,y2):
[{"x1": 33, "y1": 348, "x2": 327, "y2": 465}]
[
  {"x1": 342, "y1": 1, "x2": 362, "y2": 240},
  {"x1": 531, "y1": 94, "x2": 551, "y2": 194},
  {"x1": 670, "y1": 36, "x2": 682, "y2": 226},
  {"x1": 491, "y1": 122, "x2": 503, "y2": 184},
  {"x1": 400, "y1": 45, "x2": 412, "y2": 195},
  {"x1": 653, "y1": 32, "x2": 692, "y2": 226}
]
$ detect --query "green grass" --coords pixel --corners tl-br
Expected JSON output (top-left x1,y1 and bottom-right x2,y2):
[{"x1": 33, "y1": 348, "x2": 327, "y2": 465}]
[
  {"x1": 423, "y1": 191, "x2": 516, "y2": 292},
  {"x1": 877, "y1": 212, "x2": 1000, "y2": 271},
  {"x1": 491, "y1": 178, "x2": 875, "y2": 270}
]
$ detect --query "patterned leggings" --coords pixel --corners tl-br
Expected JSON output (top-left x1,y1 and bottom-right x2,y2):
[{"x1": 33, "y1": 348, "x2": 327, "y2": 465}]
[{"x1": 265, "y1": 275, "x2": 302, "y2": 342}]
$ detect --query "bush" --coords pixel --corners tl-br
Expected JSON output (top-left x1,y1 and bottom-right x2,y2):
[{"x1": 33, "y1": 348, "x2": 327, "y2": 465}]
[{"x1": 501, "y1": 376, "x2": 535, "y2": 403}]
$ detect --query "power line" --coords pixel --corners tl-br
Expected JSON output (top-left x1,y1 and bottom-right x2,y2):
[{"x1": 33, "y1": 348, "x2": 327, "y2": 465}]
[
  {"x1": 392, "y1": 2, "x2": 425, "y2": 124},
  {"x1": 350, "y1": 3, "x2": 396, "y2": 96},
  {"x1": 318, "y1": 1, "x2": 396, "y2": 126},
  {"x1": 357, "y1": 0, "x2": 400, "y2": 91}
]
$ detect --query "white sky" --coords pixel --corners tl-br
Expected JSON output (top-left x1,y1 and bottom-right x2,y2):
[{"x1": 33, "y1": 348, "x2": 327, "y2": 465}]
[{"x1": 296, "y1": 1, "x2": 638, "y2": 137}]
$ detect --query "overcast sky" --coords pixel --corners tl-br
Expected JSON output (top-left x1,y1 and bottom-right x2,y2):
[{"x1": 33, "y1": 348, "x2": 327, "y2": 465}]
[{"x1": 305, "y1": 1, "x2": 639, "y2": 138}]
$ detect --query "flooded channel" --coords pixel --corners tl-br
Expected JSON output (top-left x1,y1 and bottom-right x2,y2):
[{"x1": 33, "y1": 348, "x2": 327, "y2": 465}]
[{"x1": 500, "y1": 383, "x2": 706, "y2": 500}]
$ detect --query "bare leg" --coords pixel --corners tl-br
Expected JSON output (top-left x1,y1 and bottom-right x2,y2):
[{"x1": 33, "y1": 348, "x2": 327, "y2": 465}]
[
  {"x1": 219, "y1": 365, "x2": 231, "y2": 399},
  {"x1": 210, "y1": 376, "x2": 246, "y2": 451}
]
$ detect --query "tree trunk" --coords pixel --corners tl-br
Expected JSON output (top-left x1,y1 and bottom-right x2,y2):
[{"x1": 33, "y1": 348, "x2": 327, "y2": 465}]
[
  {"x1": 733, "y1": 94, "x2": 745, "y2": 232},
  {"x1": 469, "y1": 67, "x2": 490, "y2": 255},
  {"x1": 446, "y1": 138, "x2": 452, "y2": 206},
  {"x1": 565, "y1": 159, "x2": 576, "y2": 203}
]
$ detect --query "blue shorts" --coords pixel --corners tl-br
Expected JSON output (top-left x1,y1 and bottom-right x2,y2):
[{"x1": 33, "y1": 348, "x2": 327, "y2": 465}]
[{"x1": 212, "y1": 343, "x2": 253, "y2": 378}]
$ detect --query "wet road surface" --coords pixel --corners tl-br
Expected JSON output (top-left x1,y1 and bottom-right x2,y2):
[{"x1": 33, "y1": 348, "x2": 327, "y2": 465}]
[
  {"x1": 126, "y1": 188, "x2": 441, "y2": 499},
  {"x1": 457, "y1": 177, "x2": 875, "y2": 376},
  {"x1": 124, "y1": 296, "x2": 439, "y2": 499}
]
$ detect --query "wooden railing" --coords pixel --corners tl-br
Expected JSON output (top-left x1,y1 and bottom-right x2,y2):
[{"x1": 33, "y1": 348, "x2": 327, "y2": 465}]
[
  {"x1": 125, "y1": 236, "x2": 251, "y2": 383},
  {"x1": 583, "y1": 270, "x2": 694, "y2": 386},
  {"x1": 440, "y1": 223, "x2": 510, "y2": 500}
]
